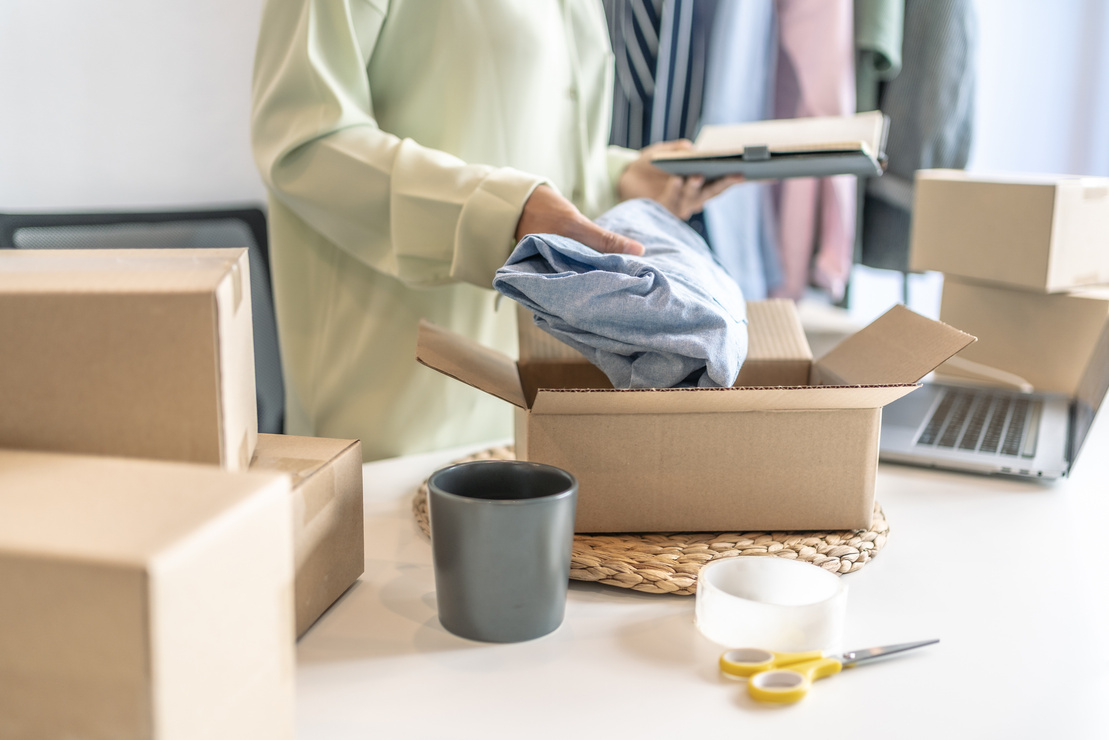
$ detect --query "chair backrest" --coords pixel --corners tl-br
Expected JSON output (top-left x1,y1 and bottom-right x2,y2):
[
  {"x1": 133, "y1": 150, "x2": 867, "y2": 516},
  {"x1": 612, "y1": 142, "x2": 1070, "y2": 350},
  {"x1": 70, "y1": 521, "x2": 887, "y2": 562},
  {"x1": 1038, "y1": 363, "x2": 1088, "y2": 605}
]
[{"x1": 0, "y1": 206, "x2": 285, "y2": 434}]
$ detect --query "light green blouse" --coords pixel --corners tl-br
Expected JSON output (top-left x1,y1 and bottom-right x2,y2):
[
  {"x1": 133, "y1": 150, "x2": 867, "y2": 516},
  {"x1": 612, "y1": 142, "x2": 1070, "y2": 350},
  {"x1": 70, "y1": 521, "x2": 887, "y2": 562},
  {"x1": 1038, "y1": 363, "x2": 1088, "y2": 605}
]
[{"x1": 251, "y1": 0, "x2": 636, "y2": 460}]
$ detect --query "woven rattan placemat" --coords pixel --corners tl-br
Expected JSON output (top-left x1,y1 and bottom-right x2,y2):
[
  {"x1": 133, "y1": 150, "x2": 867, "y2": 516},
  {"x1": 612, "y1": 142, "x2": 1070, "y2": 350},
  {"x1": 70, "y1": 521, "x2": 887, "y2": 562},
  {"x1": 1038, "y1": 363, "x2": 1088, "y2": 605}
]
[{"x1": 412, "y1": 445, "x2": 889, "y2": 595}]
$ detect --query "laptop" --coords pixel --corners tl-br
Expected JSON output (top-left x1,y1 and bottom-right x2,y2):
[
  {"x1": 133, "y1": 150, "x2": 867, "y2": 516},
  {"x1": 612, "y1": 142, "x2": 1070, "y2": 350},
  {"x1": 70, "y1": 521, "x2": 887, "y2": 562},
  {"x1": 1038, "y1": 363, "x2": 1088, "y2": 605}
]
[{"x1": 880, "y1": 366, "x2": 1109, "y2": 479}]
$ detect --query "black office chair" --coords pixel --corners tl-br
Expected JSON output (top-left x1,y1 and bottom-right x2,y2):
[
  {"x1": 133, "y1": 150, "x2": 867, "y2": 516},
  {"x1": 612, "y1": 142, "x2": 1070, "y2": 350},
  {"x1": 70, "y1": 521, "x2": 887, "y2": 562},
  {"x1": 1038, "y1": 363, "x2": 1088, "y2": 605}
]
[{"x1": 0, "y1": 206, "x2": 285, "y2": 434}]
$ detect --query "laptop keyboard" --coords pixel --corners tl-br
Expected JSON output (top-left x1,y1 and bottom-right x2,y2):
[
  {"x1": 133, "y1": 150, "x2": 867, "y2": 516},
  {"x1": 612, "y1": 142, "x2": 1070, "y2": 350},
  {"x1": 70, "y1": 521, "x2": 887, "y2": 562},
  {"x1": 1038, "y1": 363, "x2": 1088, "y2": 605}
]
[{"x1": 915, "y1": 389, "x2": 1042, "y2": 458}]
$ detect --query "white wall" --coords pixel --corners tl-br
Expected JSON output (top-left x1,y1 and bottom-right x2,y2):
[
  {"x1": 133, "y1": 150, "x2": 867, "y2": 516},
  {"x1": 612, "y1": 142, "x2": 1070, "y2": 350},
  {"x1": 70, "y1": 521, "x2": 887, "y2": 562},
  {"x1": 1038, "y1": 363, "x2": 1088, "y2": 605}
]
[
  {"x1": 970, "y1": 0, "x2": 1109, "y2": 176},
  {"x1": 849, "y1": 0, "x2": 1109, "y2": 324},
  {"x1": 0, "y1": 0, "x2": 267, "y2": 210}
]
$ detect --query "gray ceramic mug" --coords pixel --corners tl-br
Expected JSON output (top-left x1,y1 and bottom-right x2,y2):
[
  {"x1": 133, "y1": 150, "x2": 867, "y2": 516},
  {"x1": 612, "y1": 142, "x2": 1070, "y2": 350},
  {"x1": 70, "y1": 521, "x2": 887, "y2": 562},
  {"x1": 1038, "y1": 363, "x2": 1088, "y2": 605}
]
[{"x1": 427, "y1": 459, "x2": 578, "y2": 643}]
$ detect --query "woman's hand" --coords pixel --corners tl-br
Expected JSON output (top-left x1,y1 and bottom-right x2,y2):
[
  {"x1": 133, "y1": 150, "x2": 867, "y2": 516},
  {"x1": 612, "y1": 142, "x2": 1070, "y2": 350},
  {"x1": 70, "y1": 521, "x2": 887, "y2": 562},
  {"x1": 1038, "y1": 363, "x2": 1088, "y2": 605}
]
[
  {"x1": 515, "y1": 184, "x2": 645, "y2": 255},
  {"x1": 618, "y1": 140, "x2": 745, "y2": 220}
]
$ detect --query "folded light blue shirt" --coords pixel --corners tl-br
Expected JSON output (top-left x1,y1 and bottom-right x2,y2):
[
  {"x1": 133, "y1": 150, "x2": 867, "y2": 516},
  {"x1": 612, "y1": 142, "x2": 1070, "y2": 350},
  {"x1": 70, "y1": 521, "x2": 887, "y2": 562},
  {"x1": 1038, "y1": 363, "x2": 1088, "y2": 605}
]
[{"x1": 493, "y1": 198, "x2": 748, "y2": 389}]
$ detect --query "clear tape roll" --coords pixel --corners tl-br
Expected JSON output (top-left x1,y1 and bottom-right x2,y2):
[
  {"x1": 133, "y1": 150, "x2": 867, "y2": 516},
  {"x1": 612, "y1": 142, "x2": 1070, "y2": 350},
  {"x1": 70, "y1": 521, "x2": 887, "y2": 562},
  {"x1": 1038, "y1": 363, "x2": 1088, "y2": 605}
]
[{"x1": 695, "y1": 557, "x2": 847, "y2": 654}]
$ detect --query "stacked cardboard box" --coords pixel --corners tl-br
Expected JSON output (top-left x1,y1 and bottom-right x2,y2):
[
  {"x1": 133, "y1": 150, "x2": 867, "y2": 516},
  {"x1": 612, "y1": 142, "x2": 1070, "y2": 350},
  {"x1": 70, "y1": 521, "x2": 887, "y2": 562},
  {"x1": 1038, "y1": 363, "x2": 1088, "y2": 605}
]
[
  {"x1": 0, "y1": 248, "x2": 258, "y2": 469},
  {"x1": 910, "y1": 169, "x2": 1109, "y2": 402},
  {"x1": 910, "y1": 169, "x2": 1109, "y2": 293},
  {"x1": 0, "y1": 450, "x2": 295, "y2": 740},
  {"x1": 0, "y1": 249, "x2": 365, "y2": 737}
]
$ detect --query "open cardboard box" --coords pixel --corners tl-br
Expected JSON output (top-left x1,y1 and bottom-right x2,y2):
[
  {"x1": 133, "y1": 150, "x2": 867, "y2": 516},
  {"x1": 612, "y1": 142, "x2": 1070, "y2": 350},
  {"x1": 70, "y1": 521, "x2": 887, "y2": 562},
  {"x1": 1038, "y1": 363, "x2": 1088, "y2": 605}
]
[
  {"x1": 417, "y1": 300, "x2": 974, "y2": 532},
  {"x1": 0, "y1": 248, "x2": 258, "y2": 470}
]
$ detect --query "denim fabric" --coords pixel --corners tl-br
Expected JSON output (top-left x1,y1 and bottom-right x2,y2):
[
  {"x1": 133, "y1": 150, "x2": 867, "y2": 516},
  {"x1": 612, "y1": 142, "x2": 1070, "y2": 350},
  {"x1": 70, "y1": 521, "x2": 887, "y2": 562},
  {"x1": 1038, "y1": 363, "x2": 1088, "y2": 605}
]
[{"x1": 493, "y1": 198, "x2": 747, "y2": 389}]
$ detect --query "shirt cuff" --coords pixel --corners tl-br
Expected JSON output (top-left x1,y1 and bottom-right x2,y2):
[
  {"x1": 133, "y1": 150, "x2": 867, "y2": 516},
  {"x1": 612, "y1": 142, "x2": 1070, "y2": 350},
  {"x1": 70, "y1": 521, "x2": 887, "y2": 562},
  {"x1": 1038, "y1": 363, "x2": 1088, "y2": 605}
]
[
  {"x1": 451, "y1": 167, "x2": 548, "y2": 288},
  {"x1": 606, "y1": 145, "x2": 641, "y2": 204}
]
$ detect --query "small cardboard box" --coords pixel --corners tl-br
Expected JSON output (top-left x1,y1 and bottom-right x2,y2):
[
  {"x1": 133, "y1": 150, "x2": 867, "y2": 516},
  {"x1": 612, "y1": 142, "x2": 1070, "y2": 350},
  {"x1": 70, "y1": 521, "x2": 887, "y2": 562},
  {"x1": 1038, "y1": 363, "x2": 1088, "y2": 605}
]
[
  {"x1": 417, "y1": 301, "x2": 974, "y2": 532},
  {"x1": 0, "y1": 449, "x2": 294, "y2": 740},
  {"x1": 0, "y1": 248, "x2": 257, "y2": 470},
  {"x1": 936, "y1": 276, "x2": 1109, "y2": 396},
  {"x1": 250, "y1": 433, "x2": 364, "y2": 637},
  {"x1": 909, "y1": 169, "x2": 1109, "y2": 293}
]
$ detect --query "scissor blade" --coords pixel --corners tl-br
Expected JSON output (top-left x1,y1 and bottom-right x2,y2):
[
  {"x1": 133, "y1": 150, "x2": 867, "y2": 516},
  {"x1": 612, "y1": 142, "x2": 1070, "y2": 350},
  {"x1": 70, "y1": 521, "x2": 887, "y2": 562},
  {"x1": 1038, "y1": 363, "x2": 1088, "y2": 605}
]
[{"x1": 838, "y1": 639, "x2": 939, "y2": 668}]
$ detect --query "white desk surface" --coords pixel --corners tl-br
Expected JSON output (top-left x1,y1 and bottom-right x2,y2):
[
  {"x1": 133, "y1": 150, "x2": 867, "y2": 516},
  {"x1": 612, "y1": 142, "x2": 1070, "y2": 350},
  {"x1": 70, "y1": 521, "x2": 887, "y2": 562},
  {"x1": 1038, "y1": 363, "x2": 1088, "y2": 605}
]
[{"x1": 296, "y1": 411, "x2": 1109, "y2": 739}]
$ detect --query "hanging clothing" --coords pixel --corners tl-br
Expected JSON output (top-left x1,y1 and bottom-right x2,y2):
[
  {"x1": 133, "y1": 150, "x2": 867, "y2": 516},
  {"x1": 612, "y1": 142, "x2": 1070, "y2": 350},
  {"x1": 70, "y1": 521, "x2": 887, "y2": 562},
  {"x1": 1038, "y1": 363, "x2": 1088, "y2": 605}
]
[
  {"x1": 604, "y1": 0, "x2": 717, "y2": 242},
  {"x1": 771, "y1": 0, "x2": 857, "y2": 302},
  {"x1": 858, "y1": 0, "x2": 977, "y2": 272},
  {"x1": 649, "y1": 0, "x2": 718, "y2": 143},
  {"x1": 606, "y1": 0, "x2": 665, "y2": 150},
  {"x1": 700, "y1": 0, "x2": 781, "y2": 300},
  {"x1": 250, "y1": 0, "x2": 638, "y2": 461},
  {"x1": 604, "y1": 0, "x2": 717, "y2": 148},
  {"x1": 852, "y1": 0, "x2": 905, "y2": 272},
  {"x1": 854, "y1": 0, "x2": 905, "y2": 113}
]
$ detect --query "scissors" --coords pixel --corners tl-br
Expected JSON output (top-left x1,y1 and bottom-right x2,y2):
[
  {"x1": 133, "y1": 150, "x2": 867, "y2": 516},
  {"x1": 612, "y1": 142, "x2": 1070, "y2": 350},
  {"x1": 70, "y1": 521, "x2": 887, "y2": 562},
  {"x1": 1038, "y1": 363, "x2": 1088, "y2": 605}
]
[{"x1": 719, "y1": 639, "x2": 939, "y2": 704}]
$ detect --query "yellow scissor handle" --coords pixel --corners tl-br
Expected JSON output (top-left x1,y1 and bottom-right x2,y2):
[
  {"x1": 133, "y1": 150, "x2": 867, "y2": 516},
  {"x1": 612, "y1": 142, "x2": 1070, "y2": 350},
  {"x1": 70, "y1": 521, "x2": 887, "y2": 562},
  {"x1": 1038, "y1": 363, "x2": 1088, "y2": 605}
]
[
  {"x1": 719, "y1": 648, "x2": 825, "y2": 677},
  {"x1": 747, "y1": 657, "x2": 843, "y2": 704}
]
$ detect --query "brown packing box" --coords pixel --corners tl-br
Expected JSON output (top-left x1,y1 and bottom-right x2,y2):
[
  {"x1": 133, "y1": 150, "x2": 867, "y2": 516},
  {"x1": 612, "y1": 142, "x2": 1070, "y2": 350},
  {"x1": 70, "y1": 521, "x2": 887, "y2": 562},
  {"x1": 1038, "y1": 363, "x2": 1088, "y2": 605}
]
[
  {"x1": 909, "y1": 169, "x2": 1109, "y2": 293},
  {"x1": 936, "y1": 276, "x2": 1109, "y2": 397},
  {"x1": 250, "y1": 433, "x2": 365, "y2": 637},
  {"x1": 417, "y1": 301, "x2": 974, "y2": 532},
  {"x1": 0, "y1": 248, "x2": 257, "y2": 470},
  {"x1": 0, "y1": 449, "x2": 294, "y2": 740}
]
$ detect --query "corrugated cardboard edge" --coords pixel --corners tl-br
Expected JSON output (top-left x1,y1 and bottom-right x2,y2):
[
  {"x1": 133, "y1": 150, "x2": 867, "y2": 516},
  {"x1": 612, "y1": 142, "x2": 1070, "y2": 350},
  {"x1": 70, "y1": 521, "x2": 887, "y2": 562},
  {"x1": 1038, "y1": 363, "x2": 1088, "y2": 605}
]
[
  {"x1": 415, "y1": 319, "x2": 526, "y2": 409},
  {"x1": 812, "y1": 304, "x2": 976, "y2": 386},
  {"x1": 531, "y1": 384, "x2": 919, "y2": 414}
]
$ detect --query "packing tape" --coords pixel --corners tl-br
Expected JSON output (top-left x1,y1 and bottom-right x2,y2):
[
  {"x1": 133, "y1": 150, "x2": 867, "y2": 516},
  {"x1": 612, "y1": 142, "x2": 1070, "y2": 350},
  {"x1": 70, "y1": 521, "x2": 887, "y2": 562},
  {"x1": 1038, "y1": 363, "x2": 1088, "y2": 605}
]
[{"x1": 695, "y1": 557, "x2": 847, "y2": 654}]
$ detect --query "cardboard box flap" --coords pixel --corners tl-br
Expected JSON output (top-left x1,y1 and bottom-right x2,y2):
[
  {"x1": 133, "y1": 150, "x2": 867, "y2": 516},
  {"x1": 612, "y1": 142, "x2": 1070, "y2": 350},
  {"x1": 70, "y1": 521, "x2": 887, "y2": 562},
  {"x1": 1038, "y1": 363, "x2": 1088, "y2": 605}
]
[
  {"x1": 416, "y1": 320, "x2": 526, "y2": 409},
  {"x1": 531, "y1": 383, "x2": 920, "y2": 415},
  {"x1": 516, "y1": 304, "x2": 590, "y2": 363},
  {"x1": 250, "y1": 433, "x2": 361, "y2": 487},
  {"x1": 746, "y1": 299, "x2": 813, "y2": 362},
  {"x1": 812, "y1": 304, "x2": 975, "y2": 386}
]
